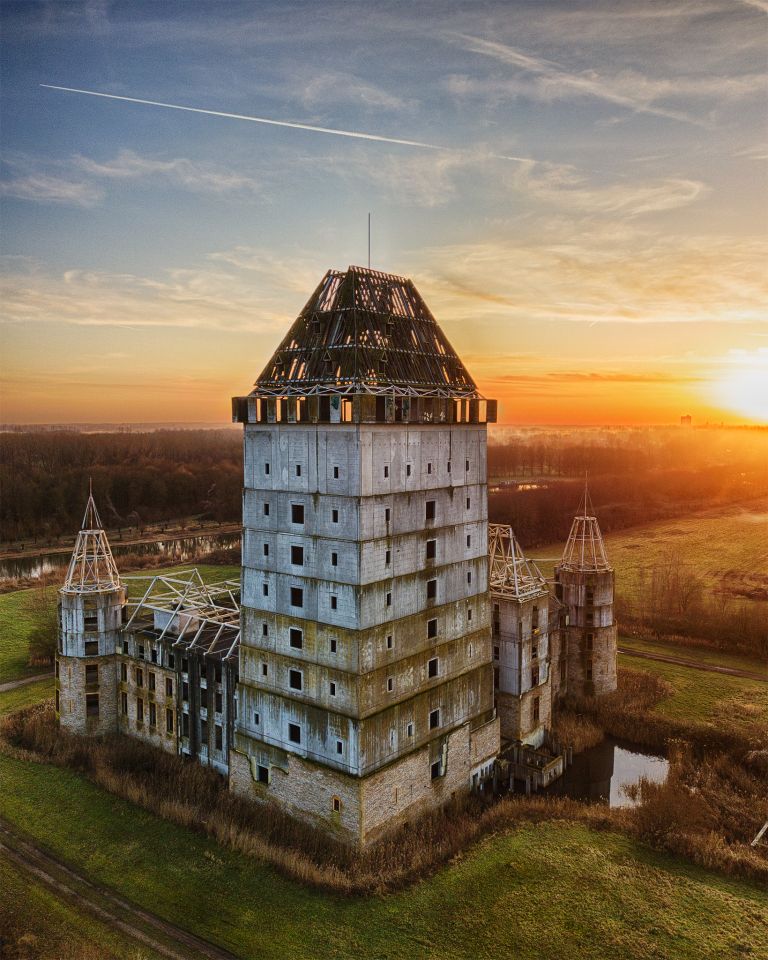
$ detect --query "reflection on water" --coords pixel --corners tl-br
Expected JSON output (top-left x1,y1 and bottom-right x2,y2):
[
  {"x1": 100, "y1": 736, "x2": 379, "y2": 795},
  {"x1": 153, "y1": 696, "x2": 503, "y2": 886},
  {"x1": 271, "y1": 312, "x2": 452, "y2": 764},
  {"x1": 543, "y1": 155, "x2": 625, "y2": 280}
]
[
  {"x1": 0, "y1": 532, "x2": 241, "y2": 583},
  {"x1": 547, "y1": 736, "x2": 669, "y2": 808}
]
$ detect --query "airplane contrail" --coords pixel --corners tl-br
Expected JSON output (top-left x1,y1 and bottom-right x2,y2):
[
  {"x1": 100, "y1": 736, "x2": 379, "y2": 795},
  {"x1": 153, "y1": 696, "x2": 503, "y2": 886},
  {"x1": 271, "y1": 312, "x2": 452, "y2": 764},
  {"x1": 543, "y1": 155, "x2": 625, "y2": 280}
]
[{"x1": 40, "y1": 84, "x2": 532, "y2": 163}]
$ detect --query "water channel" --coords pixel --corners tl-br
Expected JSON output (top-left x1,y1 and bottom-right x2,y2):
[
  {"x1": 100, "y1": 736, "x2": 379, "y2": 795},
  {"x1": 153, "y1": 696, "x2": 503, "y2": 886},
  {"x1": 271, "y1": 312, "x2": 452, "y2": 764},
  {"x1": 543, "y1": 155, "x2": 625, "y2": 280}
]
[
  {"x1": 546, "y1": 736, "x2": 669, "y2": 808},
  {"x1": 0, "y1": 532, "x2": 241, "y2": 583}
]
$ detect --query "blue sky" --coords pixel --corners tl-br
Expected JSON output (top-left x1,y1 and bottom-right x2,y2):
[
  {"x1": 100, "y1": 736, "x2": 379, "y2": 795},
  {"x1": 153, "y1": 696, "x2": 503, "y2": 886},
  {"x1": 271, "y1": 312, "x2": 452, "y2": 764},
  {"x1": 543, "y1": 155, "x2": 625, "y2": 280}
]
[{"x1": 1, "y1": 0, "x2": 767, "y2": 423}]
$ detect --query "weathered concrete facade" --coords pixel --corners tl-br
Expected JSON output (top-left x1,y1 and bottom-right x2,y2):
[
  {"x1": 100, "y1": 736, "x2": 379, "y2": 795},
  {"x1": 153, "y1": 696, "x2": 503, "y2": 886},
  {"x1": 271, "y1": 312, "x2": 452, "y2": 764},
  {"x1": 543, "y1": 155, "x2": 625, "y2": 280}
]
[
  {"x1": 230, "y1": 266, "x2": 500, "y2": 844},
  {"x1": 232, "y1": 421, "x2": 500, "y2": 843}
]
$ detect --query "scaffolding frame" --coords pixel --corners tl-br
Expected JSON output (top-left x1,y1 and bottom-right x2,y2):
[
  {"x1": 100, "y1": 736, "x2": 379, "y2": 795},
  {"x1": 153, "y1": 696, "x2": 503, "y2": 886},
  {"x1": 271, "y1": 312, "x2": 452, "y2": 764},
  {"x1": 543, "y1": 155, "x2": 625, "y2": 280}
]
[
  {"x1": 63, "y1": 491, "x2": 121, "y2": 593},
  {"x1": 124, "y1": 569, "x2": 240, "y2": 660},
  {"x1": 489, "y1": 524, "x2": 549, "y2": 600}
]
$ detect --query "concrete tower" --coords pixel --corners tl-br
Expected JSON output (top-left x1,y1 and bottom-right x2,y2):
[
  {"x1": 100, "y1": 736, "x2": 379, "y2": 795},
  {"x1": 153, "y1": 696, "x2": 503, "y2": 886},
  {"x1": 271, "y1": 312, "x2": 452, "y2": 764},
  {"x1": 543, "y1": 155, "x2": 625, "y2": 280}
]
[
  {"x1": 56, "y1": 490, "x2": 126, "y2": 735},
  {"x1": 230, "y1": 265, "x2": 500, "y2": 846},
  {"x1": 489, "y1": 525, "x2": 552, "y2": 746},
  {"x1": 554, "y1": 489, "x2": 617, "y2": 697}
]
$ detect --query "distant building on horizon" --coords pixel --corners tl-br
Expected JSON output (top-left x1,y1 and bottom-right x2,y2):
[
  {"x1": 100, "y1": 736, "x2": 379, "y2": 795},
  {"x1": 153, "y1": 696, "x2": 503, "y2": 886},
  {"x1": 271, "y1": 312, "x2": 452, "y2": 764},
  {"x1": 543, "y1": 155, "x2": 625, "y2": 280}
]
[{"x1": 681, "y1": 414, "x2": 692, "y2": 427}]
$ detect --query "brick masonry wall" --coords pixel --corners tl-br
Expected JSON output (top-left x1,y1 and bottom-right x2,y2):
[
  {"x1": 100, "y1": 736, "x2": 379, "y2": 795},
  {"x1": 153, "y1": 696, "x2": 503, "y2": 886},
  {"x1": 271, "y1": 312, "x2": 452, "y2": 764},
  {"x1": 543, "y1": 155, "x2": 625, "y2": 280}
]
[{"x1": 57, "y1": 656, "x2": 117, "y2": 736}]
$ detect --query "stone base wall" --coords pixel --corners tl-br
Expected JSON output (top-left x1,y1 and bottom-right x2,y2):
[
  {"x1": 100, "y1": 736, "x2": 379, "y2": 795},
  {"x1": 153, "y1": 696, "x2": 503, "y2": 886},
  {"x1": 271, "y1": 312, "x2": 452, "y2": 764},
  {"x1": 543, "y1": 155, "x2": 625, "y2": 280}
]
[
  {"x1": 565, "y1": 623, "x2": 617, "y2": 697},
  {"x1": 56, "y1": 655, "x2": 117, "y2": 736},
  {"x1": 496, "y1": 686, "x2": 550, "y2": 745},
  {"x1": 230, "y1": 714, "x2": 500, "y2": 847}
]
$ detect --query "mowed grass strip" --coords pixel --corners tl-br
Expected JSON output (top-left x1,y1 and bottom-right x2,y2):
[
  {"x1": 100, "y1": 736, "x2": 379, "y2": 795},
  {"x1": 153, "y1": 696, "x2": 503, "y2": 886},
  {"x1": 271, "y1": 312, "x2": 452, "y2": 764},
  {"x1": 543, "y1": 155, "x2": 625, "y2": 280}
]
[
  {"x1": 1, "y1": 753, "x2": 765, "y2": 960},
  {"x1": 617, "y1": 652, "x2": 768, "y2": 734}
]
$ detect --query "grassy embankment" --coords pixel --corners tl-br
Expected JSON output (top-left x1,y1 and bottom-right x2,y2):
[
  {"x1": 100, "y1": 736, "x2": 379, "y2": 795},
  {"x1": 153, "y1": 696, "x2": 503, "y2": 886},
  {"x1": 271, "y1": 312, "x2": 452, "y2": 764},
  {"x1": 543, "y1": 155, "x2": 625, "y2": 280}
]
[{"x1": 1, "y1": 751, "x2": 766, "y2": 960}]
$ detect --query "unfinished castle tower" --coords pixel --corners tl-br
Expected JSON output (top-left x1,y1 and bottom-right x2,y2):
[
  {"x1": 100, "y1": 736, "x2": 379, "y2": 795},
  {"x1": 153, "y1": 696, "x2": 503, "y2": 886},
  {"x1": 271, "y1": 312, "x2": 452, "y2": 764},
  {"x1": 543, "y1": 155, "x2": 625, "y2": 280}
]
[
  {"x1": 56, "y1": 490, "x2": 126, "y2": 735},
  {"x1": 489, "y1": 525, "x2": 552, "y2": 747},
  {"x1": 230, "y1": 265, "x2": 500, "y2": 846},
  {"x1": 554, "y1": 489, "x2": 617, "y2": 697}
]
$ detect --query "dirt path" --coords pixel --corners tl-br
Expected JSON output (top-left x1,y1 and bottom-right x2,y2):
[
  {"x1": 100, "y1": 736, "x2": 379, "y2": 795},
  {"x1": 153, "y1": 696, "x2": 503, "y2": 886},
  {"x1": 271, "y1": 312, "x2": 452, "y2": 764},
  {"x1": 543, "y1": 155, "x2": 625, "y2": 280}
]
[
  {"x1": 0, "y1": 820, "x2": 240, "y2": 960},
  {"x1": 0, "y1": 672, "x2": 52, "y2": 693},
  {"x1": 618, "y1": 647, "x2": 767, "y2": 682}
]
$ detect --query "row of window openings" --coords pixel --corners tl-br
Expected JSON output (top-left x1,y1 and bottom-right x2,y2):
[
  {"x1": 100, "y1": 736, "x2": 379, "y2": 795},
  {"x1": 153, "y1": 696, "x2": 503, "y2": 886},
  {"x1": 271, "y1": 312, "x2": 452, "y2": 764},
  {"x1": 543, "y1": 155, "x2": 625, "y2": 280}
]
[
  {"x1": 264, "y1": 498, "x2": 471, "y2": 525},
  {"x1": 264, "y1": 461, "x2": 472, "y2": 479},
  {"x1": 259, "y1": 655, "x2": 442, "y2": 697},
  {"x1": 272, "y1": 573, "x2": 473, "y2": 608},
  {"x1": 251, "y1": 709, "x2": 443, "y2": 747},
  {"x1": 260, "y1": 534, "x2": 472, "y2": 573}
]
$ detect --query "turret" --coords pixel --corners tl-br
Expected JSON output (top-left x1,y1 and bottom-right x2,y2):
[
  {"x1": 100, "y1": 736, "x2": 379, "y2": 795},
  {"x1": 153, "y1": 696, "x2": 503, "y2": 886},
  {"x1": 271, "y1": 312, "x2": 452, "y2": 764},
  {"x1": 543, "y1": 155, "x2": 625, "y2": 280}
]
[
  {"x1": 56, "y1": 488, "x2": 126, "y2": 734},
  {"x1": 488, "y1": 524, "x2": 552, "y2": 746},
  {"x1": 554, "y1": 486, "x2": 617, "y2": 697}
]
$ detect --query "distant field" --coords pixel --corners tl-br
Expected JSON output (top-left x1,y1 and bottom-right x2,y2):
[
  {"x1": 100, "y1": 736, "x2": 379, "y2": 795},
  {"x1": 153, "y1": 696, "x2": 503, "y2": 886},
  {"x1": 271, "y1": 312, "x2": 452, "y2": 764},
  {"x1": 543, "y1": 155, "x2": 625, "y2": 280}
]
[
  {"x1": 533, "y1": 496, "x2": 768, "y2": 617},
  {"x1": 619, "y1": 635, "x2": 767, "y2": 675},
  {"x1": 1, "y1": 753, "x2": 765, "y2": 960},
  {"x1": 618, "y1": 652, "x2": 768, "y2": 736}
]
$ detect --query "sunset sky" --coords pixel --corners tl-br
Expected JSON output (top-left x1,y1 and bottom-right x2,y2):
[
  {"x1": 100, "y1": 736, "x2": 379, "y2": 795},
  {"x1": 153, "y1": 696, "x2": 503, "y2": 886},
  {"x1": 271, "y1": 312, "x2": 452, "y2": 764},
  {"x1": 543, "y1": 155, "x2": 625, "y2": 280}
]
[{"x1": 1, "y1": 0, "x2": 767, "y2": 426}]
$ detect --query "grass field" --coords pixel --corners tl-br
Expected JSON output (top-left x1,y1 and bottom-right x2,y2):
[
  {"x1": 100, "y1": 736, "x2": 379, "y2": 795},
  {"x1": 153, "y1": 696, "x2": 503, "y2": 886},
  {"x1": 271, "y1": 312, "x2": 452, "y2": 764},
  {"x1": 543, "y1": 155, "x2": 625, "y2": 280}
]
[
  {"x1": 533, "y1": 497, "x2": 768, "y2": 611},
  {"x1": 0, "y1": 677, "x2": 53, "y2": 716},
  {"x1": 619, "y1": 635, "x2": 767, "y2": 675},
  {"x1": 618, "y1": 651, "x2": 768, "y2": 735},
  {"x1": 0, "y1": 854, "x2": 162, "y2": 960},
  {"x1": 1, "y1": 752, "x2": 765, "y2": 960}
]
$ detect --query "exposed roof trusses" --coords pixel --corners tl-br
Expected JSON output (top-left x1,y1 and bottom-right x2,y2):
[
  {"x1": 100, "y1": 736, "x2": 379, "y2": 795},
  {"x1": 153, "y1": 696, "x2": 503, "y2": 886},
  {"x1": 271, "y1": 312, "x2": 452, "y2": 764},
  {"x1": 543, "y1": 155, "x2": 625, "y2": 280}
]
[
  {"x1": 489, "y1": 524, "x2": 549, "y2": 601},
  {"x1": 63, "y1": 491, "x2": 121, "y2": 593},
  {"x1": 124, "y1": 569, "x2": 240, "y2": 660},
  {"x1": 559, "y1": 483, "x2": 611, "y2": 572},
  {"x1": 252, "y1": 265, "x2": 482, "y2": 399}
]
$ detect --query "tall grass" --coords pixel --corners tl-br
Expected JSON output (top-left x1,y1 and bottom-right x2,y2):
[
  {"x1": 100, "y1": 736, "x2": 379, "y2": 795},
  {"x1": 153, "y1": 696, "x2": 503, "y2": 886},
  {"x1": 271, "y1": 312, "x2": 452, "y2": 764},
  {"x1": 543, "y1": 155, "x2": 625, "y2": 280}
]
[{"x1": 3, "y1": 694, "x2": 765, "y2": 892}]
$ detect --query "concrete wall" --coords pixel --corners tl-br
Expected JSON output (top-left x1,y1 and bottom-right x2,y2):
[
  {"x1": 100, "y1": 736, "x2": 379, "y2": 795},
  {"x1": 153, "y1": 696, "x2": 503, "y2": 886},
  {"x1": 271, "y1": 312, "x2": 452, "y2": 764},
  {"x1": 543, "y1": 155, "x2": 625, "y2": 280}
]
[
  {"x1": 230, "y1": 713, "x2": 500, "y2": 847},
  {"x1": 235, "y1": 420, "x2": 499, "y2": 839},
  {"x1": 490, "y1": 589, "x2": 552, "y2": 744}
]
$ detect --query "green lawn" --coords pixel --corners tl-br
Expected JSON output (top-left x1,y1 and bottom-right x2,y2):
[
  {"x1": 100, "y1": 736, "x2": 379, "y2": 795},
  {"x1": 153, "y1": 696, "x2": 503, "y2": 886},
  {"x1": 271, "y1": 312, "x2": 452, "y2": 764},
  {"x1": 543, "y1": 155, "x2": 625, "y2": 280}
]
[
  {"x1": 618, "y1": 652, "x2": 768, "y2": 736},
  {"x1": 0, "y1": 677, "x2": 53, "y2": 716},
  {"x1": 0, "y1": 753, "x2": 765, "y2": 960},
  {"x1": 0, "y1": 854, "x2": 162, "y2": 960},
  {"x1": 619, "y1": 635, "x2": 767, "y2": 676},
  {"x1": 0, "y1": 585, "x2": 57, "y2": 683}
]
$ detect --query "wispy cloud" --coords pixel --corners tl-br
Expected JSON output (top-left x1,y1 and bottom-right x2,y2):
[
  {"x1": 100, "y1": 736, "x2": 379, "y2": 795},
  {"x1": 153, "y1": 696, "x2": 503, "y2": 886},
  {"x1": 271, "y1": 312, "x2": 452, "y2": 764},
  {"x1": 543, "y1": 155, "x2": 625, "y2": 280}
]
[
  {"x1": 491, "y1": 371, "x2": 704, "y2": 384},
  {"x1": 297, "y1": 71, "x2": 416, "y2": 113},
  {"x1": 512, "y1": 162, "x2": 707, "y2": 217},
  {"x1": 417, "y1": 226, "x2": 768, "y2": 327},
  {"x1": 450, "y1": 33, "x2": 701, "y2": 124},
  {"x1": 74, "y1": 149, "x2": 262, "y2": 195},
  {"x1": 0, "y1": 172, "x2": 102, "y2": 207},
  {"x1": 0, "y1": 245, "x2": 328, "y2": 332}
]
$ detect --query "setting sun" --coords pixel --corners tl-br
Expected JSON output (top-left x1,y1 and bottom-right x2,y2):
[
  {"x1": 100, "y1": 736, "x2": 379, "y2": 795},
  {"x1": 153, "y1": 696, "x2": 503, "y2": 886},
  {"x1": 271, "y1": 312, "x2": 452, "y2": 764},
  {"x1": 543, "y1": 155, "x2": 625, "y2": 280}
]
[{"x1": 713, "y1": 351, "x2": 768, "y2": 424}]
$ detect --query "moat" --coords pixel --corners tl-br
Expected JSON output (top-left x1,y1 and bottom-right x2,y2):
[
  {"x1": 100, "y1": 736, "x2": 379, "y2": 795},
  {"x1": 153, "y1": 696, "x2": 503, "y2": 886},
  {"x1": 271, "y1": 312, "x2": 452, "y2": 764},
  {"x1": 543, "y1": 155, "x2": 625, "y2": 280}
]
[{"x1": 547, "y1": 736, "x2": 669, "y2": 807}]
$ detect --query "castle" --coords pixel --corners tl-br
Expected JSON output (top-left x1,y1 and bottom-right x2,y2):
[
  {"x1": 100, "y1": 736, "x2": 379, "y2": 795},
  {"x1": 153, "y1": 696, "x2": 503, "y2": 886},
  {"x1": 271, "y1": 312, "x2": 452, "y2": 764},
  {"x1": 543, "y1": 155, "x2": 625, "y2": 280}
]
[{"x1": 55, "y1": 265, "x2": 617, "y2": 846}]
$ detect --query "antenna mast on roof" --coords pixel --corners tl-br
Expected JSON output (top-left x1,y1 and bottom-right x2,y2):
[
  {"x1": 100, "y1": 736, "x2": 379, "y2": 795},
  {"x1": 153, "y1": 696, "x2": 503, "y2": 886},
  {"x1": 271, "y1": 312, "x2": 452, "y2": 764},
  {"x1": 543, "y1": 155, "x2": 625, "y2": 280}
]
[{"x1": 367, "y1": 212, "x2": 371, "y2": 269}]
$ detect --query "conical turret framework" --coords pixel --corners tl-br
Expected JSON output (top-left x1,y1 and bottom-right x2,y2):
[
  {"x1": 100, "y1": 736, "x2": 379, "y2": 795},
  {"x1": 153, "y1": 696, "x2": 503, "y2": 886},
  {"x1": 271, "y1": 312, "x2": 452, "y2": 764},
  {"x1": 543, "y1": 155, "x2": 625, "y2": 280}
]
[
  {"x1": 489, "y1": 524, "x2": 548, "y2": 599},
  {"x1": 560, "y1": 485, "x2": 610, "y2": 572},
  {"x1": 63, "y1": 490, "x2": 120, "y2": 592}
]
